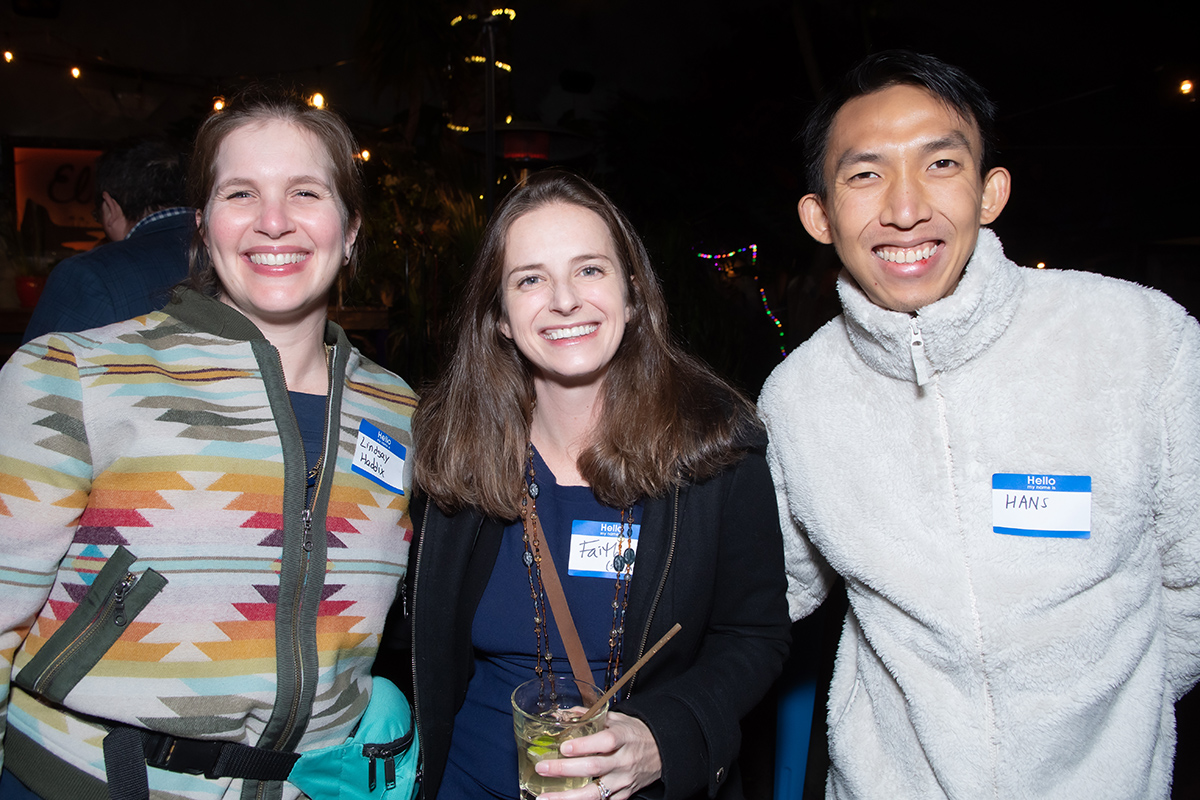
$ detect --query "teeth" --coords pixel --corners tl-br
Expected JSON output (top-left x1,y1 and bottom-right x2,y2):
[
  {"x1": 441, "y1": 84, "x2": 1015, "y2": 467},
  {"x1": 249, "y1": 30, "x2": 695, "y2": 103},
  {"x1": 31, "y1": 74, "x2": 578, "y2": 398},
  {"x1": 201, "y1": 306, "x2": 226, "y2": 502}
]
[
  {"x1": 543, "y1": 324, "x2": 598, "y2": 341},
  {"x1": 248, "y1": 252, "x2": 306, "y2": 266},
  {"x1": 877, "y1": 244, "x2": 938, "y2": 264}
]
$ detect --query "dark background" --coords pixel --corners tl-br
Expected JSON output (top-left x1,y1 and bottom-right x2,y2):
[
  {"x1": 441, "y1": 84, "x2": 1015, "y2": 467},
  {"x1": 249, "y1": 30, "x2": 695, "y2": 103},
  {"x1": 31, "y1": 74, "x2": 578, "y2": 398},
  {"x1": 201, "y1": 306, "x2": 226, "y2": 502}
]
[{"x1": 2, "y1": 1, "x2": 1197, "y2": 797}]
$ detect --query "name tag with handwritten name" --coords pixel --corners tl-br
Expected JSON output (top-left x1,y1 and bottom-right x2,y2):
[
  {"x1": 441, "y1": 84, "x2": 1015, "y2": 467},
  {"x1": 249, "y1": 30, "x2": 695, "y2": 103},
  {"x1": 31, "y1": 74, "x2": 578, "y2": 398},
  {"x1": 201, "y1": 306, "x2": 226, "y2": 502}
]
[
  {"x1": 992, "y1": 473, "x2": 1091, "y2": 538},
  {"x1": 351, "y1": 419, "x2": 406, "y2": 494},
  {"x1": 567, "y1": 520, "x2": 640, "y2": 579}
]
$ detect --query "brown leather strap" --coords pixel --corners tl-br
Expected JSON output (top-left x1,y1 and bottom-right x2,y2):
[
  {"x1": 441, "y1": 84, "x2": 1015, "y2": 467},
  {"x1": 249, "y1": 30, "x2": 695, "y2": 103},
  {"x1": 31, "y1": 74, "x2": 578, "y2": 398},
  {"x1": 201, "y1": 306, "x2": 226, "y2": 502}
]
[{"x1": 522, "y1": 506, "x2": 598, "y2": 698}]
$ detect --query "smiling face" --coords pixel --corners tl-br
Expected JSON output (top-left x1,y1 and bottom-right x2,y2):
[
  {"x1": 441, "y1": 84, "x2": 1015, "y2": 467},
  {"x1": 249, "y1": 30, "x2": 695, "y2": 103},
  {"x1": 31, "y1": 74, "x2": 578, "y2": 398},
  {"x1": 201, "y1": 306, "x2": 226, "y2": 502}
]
[
  {"x1": 498, "y1": 202, "x2": 631, "y2": 393},
  {"x1": 202, "y1": 119, "x2": 359, "y2": 331},
  {"x1": 798, "y1": 83, "x2": 1010, "y2": 313}
]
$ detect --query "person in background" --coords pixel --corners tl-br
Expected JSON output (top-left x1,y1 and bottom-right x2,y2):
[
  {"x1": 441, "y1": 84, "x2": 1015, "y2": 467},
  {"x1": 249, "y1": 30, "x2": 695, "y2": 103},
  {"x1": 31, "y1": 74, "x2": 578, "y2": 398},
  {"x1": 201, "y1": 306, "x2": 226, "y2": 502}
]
[
  {"x1": 403, "y1": 169, "x2": 790, "y2": 800},
  {"x1": 0, "y1": 89, "x2": 417, "y2": 799},
  {"x1": 23, "y1": 138, "x2": 193, "y2": 344},
  {"x1": 759, "y1": 50, "x2": 1200, "y2": 799}
]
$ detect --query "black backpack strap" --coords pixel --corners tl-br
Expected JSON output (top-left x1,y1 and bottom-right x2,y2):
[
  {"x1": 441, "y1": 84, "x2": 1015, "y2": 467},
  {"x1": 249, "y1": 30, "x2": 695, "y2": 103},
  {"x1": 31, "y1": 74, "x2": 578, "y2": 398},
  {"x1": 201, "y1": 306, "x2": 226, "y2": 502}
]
[
  {"x1": 102, "y1": 725, "x2": 300, "y2": 799},
  {"x1": 103, "y1": 728, "x2": 149, "y2": 800}
]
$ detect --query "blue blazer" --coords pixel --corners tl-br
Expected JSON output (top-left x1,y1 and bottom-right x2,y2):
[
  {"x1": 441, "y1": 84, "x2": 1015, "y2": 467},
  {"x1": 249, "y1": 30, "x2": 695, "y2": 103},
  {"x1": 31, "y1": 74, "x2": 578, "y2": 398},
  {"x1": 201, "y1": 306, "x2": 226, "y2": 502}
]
[{"x1": 23, "y1": 212, "x2": 194, "y2": 344}]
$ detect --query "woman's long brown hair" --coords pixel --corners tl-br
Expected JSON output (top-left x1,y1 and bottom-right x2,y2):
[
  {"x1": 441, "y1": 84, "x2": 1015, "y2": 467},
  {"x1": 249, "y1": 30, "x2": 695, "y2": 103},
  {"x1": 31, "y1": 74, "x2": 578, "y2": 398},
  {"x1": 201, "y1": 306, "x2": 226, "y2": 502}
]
[{"x1": 414, "y1": 169, "x2": 760, "y2": 519}]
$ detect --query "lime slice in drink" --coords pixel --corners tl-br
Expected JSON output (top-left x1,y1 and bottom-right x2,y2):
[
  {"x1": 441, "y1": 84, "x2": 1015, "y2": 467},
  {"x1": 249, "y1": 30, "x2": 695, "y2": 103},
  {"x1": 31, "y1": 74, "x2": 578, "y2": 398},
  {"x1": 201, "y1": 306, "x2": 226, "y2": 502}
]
[{"x1": 527, "y1": 734, "x2": 558, "y2": 763}]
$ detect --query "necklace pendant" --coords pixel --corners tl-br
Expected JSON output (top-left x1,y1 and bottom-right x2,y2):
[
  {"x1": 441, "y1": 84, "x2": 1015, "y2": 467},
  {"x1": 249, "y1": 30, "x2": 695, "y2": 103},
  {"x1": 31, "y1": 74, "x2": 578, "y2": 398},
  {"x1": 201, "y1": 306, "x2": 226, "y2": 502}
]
[
  {"x1": 522, "y1": 551, "x2": 534, "y2": 566},
  {"x1": 528, "y1": 481, "x2": 539, "y2": 498}
]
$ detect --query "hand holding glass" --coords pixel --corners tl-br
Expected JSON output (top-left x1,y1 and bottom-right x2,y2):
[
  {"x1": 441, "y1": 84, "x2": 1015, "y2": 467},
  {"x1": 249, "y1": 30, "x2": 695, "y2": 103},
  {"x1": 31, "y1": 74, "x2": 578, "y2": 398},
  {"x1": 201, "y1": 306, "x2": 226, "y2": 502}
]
[{"x1": 512, "y1": 675, "x2": 608, "y2": 799}]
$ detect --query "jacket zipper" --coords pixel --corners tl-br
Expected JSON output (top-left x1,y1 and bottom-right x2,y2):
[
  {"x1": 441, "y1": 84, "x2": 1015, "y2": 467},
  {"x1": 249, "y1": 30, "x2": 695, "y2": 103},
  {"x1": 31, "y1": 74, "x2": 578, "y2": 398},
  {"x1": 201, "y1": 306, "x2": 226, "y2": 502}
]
[
  {"x1": 930, "y1": 377, "x2": 1000, "y2": 796},
  {"x1": 626, "y1": 485, "x2": 679, "y2": 697},
  {"x1": 258, "y1": 344, "x2": 337, "y2": 798},
  {"x1": 910, "y1": 316, "x2": 934, "y2": 386},
  {"x1": 32, "y1": 571, "x2": 138, "y2": 694},
  {"x1": 410, "y1": 501, "x2": 432, "y2": 796}
]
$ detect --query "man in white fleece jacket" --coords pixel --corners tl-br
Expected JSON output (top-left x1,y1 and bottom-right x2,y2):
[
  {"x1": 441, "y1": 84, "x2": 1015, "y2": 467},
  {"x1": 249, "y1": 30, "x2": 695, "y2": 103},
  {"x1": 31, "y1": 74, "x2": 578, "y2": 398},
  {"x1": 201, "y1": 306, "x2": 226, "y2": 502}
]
[{"x1": 759, "y1": 50, "x2": 1200, "y2": 799}]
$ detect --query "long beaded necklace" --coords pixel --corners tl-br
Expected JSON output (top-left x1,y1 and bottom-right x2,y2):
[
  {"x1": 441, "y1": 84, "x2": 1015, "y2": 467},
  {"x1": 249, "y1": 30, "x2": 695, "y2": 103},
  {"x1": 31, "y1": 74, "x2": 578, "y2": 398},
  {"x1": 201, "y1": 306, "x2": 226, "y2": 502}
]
[{"x1": 520, "y1": 443, "x2": 635, "y2": 694}]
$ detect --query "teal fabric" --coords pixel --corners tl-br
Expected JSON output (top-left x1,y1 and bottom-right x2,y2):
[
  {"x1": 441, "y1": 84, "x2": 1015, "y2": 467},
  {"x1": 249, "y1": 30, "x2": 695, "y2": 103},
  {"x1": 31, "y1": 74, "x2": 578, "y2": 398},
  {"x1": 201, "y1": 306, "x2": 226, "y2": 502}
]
[{"x1": 288, "y1": 676, "x2": 419, "y2": 800}]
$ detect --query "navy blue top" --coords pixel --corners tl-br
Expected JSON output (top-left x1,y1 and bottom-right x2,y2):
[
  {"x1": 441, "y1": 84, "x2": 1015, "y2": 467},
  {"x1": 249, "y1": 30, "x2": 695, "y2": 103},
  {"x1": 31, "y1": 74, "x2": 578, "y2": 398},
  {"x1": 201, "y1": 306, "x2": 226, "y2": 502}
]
[
  {"x1": 288, "y1": 391, "x2": 326, "y2": 500},
  {"x1": 438, "y1": 447, "x2": 641, "y2": 799}
]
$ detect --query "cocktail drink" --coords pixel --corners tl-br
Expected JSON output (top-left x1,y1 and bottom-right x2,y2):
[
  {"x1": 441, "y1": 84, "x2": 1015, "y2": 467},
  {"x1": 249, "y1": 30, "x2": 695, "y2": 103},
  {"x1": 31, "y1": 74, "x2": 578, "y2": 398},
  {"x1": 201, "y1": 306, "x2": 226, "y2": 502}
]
[{"x1": 512, "y1": 675, "x2": 607, "y2": 799}]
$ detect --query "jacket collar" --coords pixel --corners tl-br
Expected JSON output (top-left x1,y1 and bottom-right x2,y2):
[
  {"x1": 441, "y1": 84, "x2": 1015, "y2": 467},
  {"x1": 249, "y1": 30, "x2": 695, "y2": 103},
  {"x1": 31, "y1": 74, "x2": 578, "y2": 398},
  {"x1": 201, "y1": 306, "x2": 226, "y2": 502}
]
[
  {"x1": 168, "y1": 287, "x2": 350, "y2": 350},
  {"x1": 836, "y1": 228, "x2": 1024, "y2": 384}
]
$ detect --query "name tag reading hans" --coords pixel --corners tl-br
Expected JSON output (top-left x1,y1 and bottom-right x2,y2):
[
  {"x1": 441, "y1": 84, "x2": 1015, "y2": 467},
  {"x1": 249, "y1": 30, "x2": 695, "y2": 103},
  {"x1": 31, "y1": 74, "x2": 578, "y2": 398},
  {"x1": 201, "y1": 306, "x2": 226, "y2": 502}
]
[
  {"x1": 992, "y1": 473, "x2": 1091, "y2": 539},
  {"x1": 351, "y1": 419, "x2": 406, "y2": 494},
  {"x1": 567, "y1": 520, "x2": 640, "y2": 579}
]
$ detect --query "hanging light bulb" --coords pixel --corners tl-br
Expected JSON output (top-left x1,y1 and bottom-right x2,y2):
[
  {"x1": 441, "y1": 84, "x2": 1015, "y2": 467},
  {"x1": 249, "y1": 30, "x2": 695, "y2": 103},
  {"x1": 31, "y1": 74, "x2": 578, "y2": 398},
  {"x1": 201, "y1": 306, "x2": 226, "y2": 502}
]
[
  {"x1": 213, "y1": 96, "x2": 226, "y2": 111},
  {"x1": 309, "y1": 92, "x2": 325, "y2": 109},
  {"x1": 71, "y1": 66, "x2": 81, "y2": 78},
  {"x1": 3, "y1": 51, "x2": 13, "y2": 63}
]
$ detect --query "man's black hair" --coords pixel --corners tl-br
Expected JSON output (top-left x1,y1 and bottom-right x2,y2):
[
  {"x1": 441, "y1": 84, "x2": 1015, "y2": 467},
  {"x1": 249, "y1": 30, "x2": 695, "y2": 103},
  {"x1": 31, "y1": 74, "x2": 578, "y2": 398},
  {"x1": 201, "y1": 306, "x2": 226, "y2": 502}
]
[
  {"x1": 801, "y1": 50, "x2": 998, "y2": 198},
  {"x1": 94, "y1": 139, "x2": 187, "y2": 222}
]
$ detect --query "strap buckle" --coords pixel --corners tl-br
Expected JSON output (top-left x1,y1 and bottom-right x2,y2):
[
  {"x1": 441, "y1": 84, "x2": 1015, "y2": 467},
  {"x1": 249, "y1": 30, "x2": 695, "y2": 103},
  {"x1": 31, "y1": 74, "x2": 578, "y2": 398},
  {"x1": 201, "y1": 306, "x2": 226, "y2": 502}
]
[{"x1": 143, "y1": 732, "x2": 227, "y2": 778}]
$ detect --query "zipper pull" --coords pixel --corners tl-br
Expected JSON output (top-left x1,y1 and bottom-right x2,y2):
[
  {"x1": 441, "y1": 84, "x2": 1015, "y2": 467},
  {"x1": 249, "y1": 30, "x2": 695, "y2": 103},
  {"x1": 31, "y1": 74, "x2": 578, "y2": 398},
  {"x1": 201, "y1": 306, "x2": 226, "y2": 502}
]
[
  {"x1": 910, "y1": 318, "x2": 934, "y2": 386},
  {"x1": 302, "y1": 509, "x2": 314, "y2": 552},
  {"x1": 385, "y1": 753, "x2": 396, "y2": 790},
  {"x1": 368, "y1": 754, "x2": 377, "y2": 792},
  {"x1": 113, "y1": 572, "x2": 136, "y2": 627}
]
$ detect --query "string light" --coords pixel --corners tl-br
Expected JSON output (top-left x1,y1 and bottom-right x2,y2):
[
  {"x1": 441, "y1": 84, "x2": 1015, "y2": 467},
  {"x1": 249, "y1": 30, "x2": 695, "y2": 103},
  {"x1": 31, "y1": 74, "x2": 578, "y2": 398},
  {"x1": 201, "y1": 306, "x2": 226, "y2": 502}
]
[
  {"x1": 309, "y1": 92, "x2": 325, "y2": 108},
  {"x1": 696, "y1": 245, "x2": 787, "y2": 357},
  {"x1": 212, "y1": 96, "x2": 225, "y2": 111},
  {"x1": 465, "y1": 55, "x2": 512, "y2": 72},
  {"x1": 3, "y1": 52, "x2": 13, "y2": 63},
  {"x1": 70, "y1": 66, "x2": 80, "y2": 78},
  {"x1": 1182, "y1": 80, "x2": 1194, "y2": 96},
  {"x1": 359, "y1": 149, "x2": 371, "y2": 162},
  {"x1": 452, "y1": 9, "x2": 515, "y2": 24},
  {"x1": 447, "y1": 122, "x2": 470, "y2": 132},
  {"x1": 505, "y1": 115, "x2": 513, "y2": 124},
  {"x1": 1035, "y1": 262, "x2": 1046, "y2": 269}
]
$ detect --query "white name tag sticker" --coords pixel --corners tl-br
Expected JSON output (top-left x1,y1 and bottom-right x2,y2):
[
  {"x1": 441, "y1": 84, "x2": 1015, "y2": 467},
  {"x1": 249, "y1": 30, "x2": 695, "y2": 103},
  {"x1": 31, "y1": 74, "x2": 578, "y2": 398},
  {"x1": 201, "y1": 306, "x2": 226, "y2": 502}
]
[
  {"x1": 351, "y1": 419, "x2": 406, "y2": 495},
  {"x1": 567, "y1": 520, "x2": 640, "y2": 579},
  {"x1": 992, "y1": 473, "x2": 1091, "y2": 539}
]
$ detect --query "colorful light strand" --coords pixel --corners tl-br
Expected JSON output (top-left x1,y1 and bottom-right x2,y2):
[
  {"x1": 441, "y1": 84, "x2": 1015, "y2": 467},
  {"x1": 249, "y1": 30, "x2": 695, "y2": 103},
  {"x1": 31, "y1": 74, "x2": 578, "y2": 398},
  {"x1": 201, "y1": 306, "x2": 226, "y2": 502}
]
[{"x1": 695, "y1": 244, "x2": 787, "y2": 357}]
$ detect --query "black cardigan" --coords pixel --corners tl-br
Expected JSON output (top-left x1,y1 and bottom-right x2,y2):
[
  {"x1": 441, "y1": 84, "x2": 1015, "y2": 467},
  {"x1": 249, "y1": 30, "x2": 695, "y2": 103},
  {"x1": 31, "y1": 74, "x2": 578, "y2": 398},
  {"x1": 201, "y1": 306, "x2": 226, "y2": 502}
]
[{"x1": 393, "y1": 442, "x2": 791, "y2": 800}]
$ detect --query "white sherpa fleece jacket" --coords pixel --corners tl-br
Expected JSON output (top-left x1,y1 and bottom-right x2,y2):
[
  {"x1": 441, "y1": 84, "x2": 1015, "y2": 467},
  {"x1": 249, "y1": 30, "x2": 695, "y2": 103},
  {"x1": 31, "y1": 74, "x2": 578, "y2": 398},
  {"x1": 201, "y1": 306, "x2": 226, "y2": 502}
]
[{"x1": 759, "y1": 229, "x2": 1200, "y2": 800}]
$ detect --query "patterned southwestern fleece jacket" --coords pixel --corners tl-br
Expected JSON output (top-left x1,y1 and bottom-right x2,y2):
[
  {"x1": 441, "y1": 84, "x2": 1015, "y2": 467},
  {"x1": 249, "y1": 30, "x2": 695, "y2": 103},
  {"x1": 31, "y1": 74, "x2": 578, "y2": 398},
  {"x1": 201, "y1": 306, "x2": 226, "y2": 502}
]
[
  {"x1": 759, "y1": 230, "x2": 1200, "y2": 799},
  {"x1": 0, "y1": 289, "x2": 418, "y2": 800}
]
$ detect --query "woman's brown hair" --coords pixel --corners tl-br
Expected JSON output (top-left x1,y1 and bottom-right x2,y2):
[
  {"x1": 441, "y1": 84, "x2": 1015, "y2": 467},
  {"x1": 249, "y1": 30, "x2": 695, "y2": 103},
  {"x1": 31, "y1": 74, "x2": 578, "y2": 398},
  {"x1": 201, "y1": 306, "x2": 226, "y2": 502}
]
[
  {"x1": 185, "y1": 86, "x2": 365, "y2": 296},
  {"x1": 414, "y1": 169, "x2": 760, "y2": 519}
]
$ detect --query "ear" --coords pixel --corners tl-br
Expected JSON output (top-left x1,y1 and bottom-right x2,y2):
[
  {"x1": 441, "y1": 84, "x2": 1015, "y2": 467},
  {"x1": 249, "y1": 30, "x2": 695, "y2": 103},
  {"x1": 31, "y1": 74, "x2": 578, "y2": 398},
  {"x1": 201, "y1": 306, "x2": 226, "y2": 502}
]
[
  {"x1": 194, "y1": 208, "x2": 204, "y2": 232},
  {"x1": 498, "y1": 316, "x2": 513, "y2": 340},
  {"x1": 343, "y1": 215, "x2": 362, "y2": 263},
  {"x1": 979, "y1": 167, "x2": 1011, "y2": 225},
  {"x1": 624, "y1": 273, "x2": 635, "y2": 323},
  {"x1": 798, "y1": 194, "x2": 834, "y2": 245}
]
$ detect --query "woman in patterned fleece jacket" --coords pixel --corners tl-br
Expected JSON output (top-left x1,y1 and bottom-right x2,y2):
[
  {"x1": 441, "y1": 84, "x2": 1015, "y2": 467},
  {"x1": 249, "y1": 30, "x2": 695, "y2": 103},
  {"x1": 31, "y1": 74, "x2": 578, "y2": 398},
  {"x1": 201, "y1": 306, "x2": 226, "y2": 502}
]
[{"x1": 0, "y1": 90, "x2": 417, "y2": 800}]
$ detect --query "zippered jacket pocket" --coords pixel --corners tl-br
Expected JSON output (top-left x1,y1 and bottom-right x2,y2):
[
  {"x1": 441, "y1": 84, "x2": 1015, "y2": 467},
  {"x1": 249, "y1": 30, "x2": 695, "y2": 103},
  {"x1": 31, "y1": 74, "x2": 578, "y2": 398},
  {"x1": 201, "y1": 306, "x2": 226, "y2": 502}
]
[{"x1": 14, "y1": 545, "x2": 168, "y2": 704}]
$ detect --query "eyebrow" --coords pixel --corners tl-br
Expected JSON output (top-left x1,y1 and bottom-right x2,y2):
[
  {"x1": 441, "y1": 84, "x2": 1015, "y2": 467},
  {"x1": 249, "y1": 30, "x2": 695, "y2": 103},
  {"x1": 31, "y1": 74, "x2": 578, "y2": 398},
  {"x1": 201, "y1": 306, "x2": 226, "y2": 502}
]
[
  {"x1": 508, "y1": 253, "x2": 614, "y2": 272},
  {"x1": 919, "y1": 131, "x2": 973, "y2": 156},
  {"x1": 213, "y1": 175, "x2": 333, "y2": 193},
  {"x1": 832, "y1": 130, "x2": 975, "y2": 175}
]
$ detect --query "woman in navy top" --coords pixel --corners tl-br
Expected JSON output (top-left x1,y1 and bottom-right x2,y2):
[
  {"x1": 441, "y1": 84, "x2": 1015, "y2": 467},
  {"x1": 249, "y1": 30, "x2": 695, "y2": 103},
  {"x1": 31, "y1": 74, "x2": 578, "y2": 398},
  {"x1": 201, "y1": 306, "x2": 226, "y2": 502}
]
[{"x1": 404, "y1": 170, "x2": 790, "y2": 800}]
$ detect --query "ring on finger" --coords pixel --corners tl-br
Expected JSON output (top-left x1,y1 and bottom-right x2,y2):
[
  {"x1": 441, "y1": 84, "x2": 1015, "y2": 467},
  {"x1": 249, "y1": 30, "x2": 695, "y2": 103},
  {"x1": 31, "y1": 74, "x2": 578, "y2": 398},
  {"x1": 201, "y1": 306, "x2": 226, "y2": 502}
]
[{"x1": 596, "y1": 778, "x2": 612, "y2": 800}]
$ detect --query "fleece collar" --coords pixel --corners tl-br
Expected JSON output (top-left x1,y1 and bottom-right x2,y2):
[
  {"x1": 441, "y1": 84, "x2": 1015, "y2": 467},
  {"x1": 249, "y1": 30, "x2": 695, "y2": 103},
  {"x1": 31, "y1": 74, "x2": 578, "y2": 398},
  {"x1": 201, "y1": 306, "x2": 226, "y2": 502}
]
[{"x1": 836, "y1": 228, "x2": 1025, "y2": 385}]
